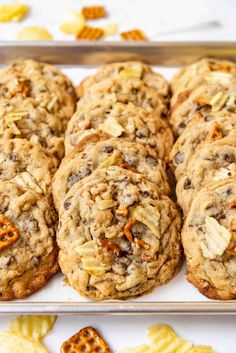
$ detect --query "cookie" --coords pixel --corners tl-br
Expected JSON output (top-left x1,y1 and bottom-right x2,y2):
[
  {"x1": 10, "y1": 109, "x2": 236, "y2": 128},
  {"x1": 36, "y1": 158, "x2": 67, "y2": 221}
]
[
  {"x1": 76, "y1": 61, "x2": 169, "y2": 103},
  {"x1": 0, "y1": 180, "x2": 58, "y2": 300},
  {"x1": 65, "y1": 101, "x2": 173, "y2": 160},
  {"x1": 53, "y1": 136, "x2": 170, "y2": 210},
  {"x1": 171, "y1": 58, "x2": 236, "y2": 104},
  {"x1": 169, "y1": 76, "x2": 236, "y2": 136},
  {"x1": 57, "y1": 166, "x2": 182, "y2": 300},
  {"x1": 0, "y1": 59, "x2": 76, "y2": 127},
  {"x1": 0, "y1": 138, "x2": 57, "y2": 202},
  {"x1": 176, "y1": 135, "x2": 236, "y2": 214},
  {"x1": 0, "y1": 96, "x2": 64, "y2": 161},
  {"x1": 182, "y1": 178, "x2": 236, "y2": 300},
  {"x1": 76, "y1": 77, "x2": 167, "y2": 119},
  {"x1": 170, "y1": 112, "x2": 236, "y2": 179}
]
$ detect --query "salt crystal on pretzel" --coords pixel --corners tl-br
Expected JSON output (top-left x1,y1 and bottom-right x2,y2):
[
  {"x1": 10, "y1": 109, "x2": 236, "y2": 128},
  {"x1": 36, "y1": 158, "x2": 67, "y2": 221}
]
[{"x1": 60, "y1": 326, "x2": 111, "y2": 353}]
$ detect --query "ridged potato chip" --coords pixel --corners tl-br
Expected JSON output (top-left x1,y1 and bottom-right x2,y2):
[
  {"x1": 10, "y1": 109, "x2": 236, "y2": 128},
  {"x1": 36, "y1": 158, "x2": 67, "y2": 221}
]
[
  {"x1": 200, "y1": 216, "x2": 232, "y2": 259},
  {"x1": 187, "y1": 347, "x2": 216, "y2": 353},
  {"x1": 9, "y1": 315, "x2": 56, "y2": 341},
  {"x1": 60, "y1": 13, "x2": 86, "y2": 35},
  {"x1": 120, "y1": 344, "x2": 152, "y2": 353},
  {"x1": 0, "y1": 2, "x2": 29, "y2": 22},
  {"x1": 0, "y1": 331, "x2": 48, "y2": 353},
  {"x1": 18, "y1": 26, "x2": 53, "y2": 41}
]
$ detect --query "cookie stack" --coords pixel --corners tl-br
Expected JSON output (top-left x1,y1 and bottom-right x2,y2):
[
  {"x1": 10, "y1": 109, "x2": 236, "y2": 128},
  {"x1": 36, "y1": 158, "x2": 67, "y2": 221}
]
[
  {"x1": 53, "y1": 62, "x2": 182, "y2": 300},
  {"x1": 169, "y1": 58, "x2": 236, "y2": 300},
  {"x1": 0, "y1": 59, "x2": 76, "y2": 300}
]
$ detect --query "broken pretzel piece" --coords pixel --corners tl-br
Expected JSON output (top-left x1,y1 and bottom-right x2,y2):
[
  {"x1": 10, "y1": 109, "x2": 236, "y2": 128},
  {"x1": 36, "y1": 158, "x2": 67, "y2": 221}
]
[
  {"x1": 0, "y1": 214, "x2": 19, "y2": 251},
  {"x1": 134, "y1": 238, "x2": 150, "y2": 250},
  {"x1": 60, "y1": 326, "x2": 111, "y2": 353},
  {"x1": 120, "y1": 163, "x2": 139, "y2": 173},
  {"x1": 76, "y1": 26, "x2": 104, "y2": 40},
  {"x1": 120, "y1": 29, "x2": 148, "y2": 41},
  {"x1": 98, "y1": 238, "x2": 120, "y2": 256},
  {"x1": 82, "y1": 6, "x2": 107, "y2": 20},
  {"x1": 116, "y1": 206, "x2": 129, "y2": 217},
  {"x1": 124, "y1": 219, "x2": 136, "y2": 242},
  {"x1": 207, "y1": 123, "x2": 223, "y2": 141}
]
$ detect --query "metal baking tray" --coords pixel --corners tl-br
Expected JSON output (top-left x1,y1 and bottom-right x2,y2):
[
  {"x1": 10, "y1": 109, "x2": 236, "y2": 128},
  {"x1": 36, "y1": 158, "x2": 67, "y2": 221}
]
[{"x1": 0, "y1": 41, "x2": 236, "y2": 315}]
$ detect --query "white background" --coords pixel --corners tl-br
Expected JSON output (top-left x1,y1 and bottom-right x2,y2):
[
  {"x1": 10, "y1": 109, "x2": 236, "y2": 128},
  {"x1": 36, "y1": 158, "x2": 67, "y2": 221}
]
[{"x1": 0, "y1": 0, "x2": 236, "y2": 351}]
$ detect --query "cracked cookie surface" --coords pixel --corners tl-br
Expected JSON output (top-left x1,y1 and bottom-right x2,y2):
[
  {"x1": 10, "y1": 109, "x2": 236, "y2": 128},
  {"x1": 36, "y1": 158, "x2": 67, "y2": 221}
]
[
  {"x1": 182, "y1": 178, "x2": 236, "y2": 300},
  {"x1": 53, "y1": 136, "x2": 170, "y2": 211},
  {"x1": 77, "y1": 61, "x2": 169, "y2": 103},
  {"x1": 0, "y1": 180, "x2": 58, "y2": 300},
  {"x1": 57, "y1": 166, "x2": 182, "y2": 300},
  {"x1": 177, "y1": 135, "x2": 236, "y2": 214},
  {"x1": 65, "y1": 101, "x2": 173, "y2": 160}
]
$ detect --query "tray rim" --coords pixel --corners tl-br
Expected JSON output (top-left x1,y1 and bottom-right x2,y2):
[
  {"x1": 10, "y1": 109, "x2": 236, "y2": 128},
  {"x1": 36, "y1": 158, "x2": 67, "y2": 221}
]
[
  {"x1": 1, "y1": 41, "x2": 236, "y2": 66},
  {"x1": 0, "y1": 41, "x2": 235, "y2": 314},
  {"x1": 1, "y1": 302, "x2": 236, "y2": 315}
]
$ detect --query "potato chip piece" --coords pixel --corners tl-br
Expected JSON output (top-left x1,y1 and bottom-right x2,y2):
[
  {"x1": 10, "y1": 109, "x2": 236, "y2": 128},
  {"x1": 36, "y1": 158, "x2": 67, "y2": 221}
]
[
  {"x1": 10, "y1": 315, "x2": 56, "y2": 341},
  {"x1": 133, "y1": 205, "x2": 160, "y2": 239},
  {"x1": 200, "y1": 216, "x2": 232, "y2": 259},
  {"x1": 187, "y1": 347, "x2": 216, "y2": 353},
  {"x1": 0, "y1": 331, "x2": 48, "y2": 353},
  {"x1": 96, "y1": 199, "x2": 117, "y2": 210},
  {"x1": 211, "y1": 167, "x2": 233, "y2": 181},
  {"x1": 119, "y1": 67, "x2": 142, "y2": 80},
  {"x1": 60, "y1": 13, "x2": 86, "y2": 35},
  {"x1": 18, "y1": 26, "x2": 53, "y2": 41},
  {"x1": 0, "y1": 2, "x2": 29, "y2": 22},
  {"x1": 148, "y1": 325, "x2": 192, "y2": 353},
  {"x1": 99, "y1": 116, "x2": 125, "y2": 137},
  {"x1": 120, "y1": 344, "x2": 152, "y2": 353},
  {"x1": 99, "y1": 151, "x2": 123, "y2": 169},
  {"x1": 12, "y1": 172, "x2": 43, "y2": 194},
  {"x1": 102, "y1": 23, "x2": 118, "y2": 37},
  {"x1": 76, "y1": 240, "x2": 111, "y2": 275}
]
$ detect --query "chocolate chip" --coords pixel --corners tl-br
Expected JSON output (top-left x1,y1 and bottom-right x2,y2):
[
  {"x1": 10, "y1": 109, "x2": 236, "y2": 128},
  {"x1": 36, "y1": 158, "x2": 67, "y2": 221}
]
[
  {"x1": 183, "y1": 178, "x2": 192, "y2": 190},
  {"x1": 64, "y1": 198, "x2": 72, "y2": 210},
  {"x1": 102, "y1": 145, "x2": 114, "y2": 154},
  {"x1": 222, "y1": 153, "x2": 235, "y2": 163},
  {"x1": 174, "y1": 152, "x2": 184, "y2": 165},
  {"x1": 31, "y1": 256, "x2": 40, "y2": 266},
  {"x1": 67, "y1": 169, "x2": 91, "y2": 187},
  {"x1": 146, "y1": 155, "x2": 158, "y2": 166},
  {"x1": 178, "y1": 122, "x2": 186, "y2": 129}
]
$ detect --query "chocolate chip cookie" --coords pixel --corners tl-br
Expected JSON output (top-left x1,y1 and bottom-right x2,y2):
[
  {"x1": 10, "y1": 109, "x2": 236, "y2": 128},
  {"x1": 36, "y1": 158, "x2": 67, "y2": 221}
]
[
  {"x1": 0, "y1": 59, "x2": 76, "y2": 127},
  {"x1": 176, "y1": 134, "x2": 236, "y2": 214},
  {"x1": 65, "y1": 101, "x2": 173, "y2": 161},
  {"x1": 57, "y1": 166, "x2": 182, "y2": 300},
  {"x1": 0, "y1": 96, "x2": 64, "y2": 162},
  {"x1": 53, "y1": 136, "x2": 170, "y2": 210},
  {"x1": 171, "y1": 58, "x2": 236, "y2": 105},
  {"x1": 77, "y1": 76, "x2": 167, "y2": 119},
  {"x1": 169, "y1": 78, "x2": 236, "y2": 136},
  {"x1": 170, "y1": 112, "x2": 236, "y2": 179},
  {"x1": 77, "y1": 61, "x2": 170, "y2": 103},
  {"x1": 0, "y1": 138, "x2": 57, "y2": 202},
  {"x1": 182, "y1": 178, "x2": 236, "y2": 300},
  {"x1": 0, "y1": 180, "x2": 58, "y2": 300}
]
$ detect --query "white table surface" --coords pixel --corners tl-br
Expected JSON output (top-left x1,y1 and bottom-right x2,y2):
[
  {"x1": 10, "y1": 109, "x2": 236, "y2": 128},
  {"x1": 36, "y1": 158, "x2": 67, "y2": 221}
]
[{"x1": 0, "y1": 1, "x2": 236, "y2": 352}]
